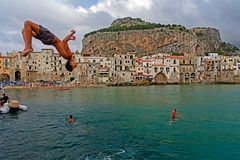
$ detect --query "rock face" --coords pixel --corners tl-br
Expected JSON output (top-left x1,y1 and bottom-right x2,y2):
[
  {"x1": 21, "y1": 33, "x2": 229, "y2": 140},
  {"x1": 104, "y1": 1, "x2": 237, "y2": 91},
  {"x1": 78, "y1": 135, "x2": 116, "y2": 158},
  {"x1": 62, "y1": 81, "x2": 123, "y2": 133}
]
[{"x1": 81, "y1": 17, "x2": 222, "y2": 57}]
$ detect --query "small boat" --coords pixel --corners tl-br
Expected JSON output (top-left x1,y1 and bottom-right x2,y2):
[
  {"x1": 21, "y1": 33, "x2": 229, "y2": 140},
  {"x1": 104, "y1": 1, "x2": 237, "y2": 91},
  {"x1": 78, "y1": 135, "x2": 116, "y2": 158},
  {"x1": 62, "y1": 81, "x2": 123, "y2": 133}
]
[{"x1": 0, "y1": 102, "x2": 28, "y2": 114}]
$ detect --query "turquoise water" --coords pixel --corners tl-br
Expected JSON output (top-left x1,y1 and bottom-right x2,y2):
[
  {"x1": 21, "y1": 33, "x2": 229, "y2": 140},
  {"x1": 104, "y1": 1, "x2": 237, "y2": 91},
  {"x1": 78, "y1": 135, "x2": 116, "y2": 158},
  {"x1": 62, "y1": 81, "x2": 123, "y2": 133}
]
[{"x1": 0, "y1": 85, "x2": 240, "y2": 160}]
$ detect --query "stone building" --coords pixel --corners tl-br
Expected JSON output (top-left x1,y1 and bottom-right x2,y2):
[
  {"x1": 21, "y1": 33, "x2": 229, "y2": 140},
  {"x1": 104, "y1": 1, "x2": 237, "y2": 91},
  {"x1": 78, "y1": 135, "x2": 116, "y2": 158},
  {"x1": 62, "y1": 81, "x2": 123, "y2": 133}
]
[
  {"x1": 220, "y1": 56, "x2": 238, "y2": 83},
  {"x1": 0, "y1": 55, "x2": 11, "y2": 81},
  {"x1": 133, "y1": 53, "x2": 182, "y2": 84},
  {"x1": 179, "y1": 56, "x2": 197, "y2": 84},
  {"x1": 2, "y1": 49, "x2": 76, "y2": 82},
  {"x1": 113, "y1": 52, "x2": 136, "y2": 83},
  {"x1": 78, "y1": 53, "x2": 113, "y2": 84}
]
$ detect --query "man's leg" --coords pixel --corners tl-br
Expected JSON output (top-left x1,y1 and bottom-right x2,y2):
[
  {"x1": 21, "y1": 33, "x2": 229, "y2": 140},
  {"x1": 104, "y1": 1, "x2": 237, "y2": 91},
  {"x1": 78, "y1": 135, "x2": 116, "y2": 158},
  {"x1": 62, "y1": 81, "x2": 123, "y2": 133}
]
[
  {"x1": 62, "y1": 30, "x2": 75, "y2": 57},
  {"x1": 21, "y1": 20, "x2": 40, "y2": 56}
]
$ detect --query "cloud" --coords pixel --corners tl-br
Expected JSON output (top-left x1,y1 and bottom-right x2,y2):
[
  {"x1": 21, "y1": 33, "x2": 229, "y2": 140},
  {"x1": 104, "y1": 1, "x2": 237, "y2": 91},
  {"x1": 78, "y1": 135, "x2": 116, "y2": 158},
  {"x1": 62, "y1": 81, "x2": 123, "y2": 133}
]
[
  {"x1": 0, "y1": 0, "x2": 240, "y2": 53},
  {"x1": 0, "y1": 0, "x2": 114, "y2": 53}
]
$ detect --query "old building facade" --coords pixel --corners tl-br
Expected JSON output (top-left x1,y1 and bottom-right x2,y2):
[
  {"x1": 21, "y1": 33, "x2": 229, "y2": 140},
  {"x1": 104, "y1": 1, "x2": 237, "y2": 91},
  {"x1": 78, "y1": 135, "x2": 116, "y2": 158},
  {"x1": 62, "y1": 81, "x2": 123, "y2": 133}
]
[{"x1": 2, "y1": 49, "x2": 240, "y2": 84}]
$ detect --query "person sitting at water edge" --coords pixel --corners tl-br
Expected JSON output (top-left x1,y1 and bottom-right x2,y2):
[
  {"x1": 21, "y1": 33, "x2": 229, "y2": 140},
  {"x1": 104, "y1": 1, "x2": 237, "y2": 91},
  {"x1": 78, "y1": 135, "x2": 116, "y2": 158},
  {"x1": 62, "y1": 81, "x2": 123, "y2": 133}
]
[
  {"x1": 21, "y1": 20, "x2": 77, "y2": 72},
  {"x1": 170, "y1": 108, "x2": 178, "y2": 120},
  {"x1": 0, "y1": 93, "x2": 9, "y2": 106},
  {"x1": 68, "y1": 115, "x2": 75, "y2": 123}
]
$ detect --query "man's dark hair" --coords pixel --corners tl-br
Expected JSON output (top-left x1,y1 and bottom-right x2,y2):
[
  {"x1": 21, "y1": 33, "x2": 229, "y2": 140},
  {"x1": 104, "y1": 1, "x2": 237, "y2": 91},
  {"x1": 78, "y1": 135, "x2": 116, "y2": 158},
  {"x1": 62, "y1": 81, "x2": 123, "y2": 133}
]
[{"x1": 65, "y1": 60, "x2": 73, "y2": 72}]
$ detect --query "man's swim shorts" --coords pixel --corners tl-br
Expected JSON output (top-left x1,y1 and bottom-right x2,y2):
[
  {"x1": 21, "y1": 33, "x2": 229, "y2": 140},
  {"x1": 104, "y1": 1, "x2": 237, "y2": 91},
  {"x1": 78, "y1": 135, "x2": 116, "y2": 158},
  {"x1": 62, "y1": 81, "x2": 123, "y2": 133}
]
[{"x1": 35, "y1": 25, "x2": 56, "y2": 45}]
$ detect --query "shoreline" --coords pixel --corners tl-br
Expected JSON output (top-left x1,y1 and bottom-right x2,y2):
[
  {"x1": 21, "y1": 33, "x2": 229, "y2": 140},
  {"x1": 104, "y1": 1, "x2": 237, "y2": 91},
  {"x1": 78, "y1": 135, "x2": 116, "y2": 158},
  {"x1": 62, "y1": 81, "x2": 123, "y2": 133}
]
[
  {"x1": 3, "y1": 84, "x2": 107, "y2": 90},
  {"x1": 3, "y1": 82, "x2": 240, "y2": 90}
]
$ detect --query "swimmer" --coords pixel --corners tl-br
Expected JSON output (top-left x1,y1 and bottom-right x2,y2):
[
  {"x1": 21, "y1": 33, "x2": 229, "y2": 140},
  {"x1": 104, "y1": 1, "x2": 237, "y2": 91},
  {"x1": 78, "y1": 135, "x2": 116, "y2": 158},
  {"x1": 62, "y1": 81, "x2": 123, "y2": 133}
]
[
  {"x1": 21, "y1": 20, "x2": 77, "y2": 71},
  {"x1": 170, "y1": 108, "x2": 178, "y2": 121},
  {"x1": 68, "y1": 115, "x2": 75, "y2": 123}
]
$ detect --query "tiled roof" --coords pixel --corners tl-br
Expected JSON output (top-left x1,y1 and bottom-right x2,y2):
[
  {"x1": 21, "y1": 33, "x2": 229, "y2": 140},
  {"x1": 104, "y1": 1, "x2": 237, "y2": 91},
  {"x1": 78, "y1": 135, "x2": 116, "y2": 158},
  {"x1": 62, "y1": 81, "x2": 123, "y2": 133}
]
[{"x1": 135, "y1": 59, "x2": 152, "y2": 63}]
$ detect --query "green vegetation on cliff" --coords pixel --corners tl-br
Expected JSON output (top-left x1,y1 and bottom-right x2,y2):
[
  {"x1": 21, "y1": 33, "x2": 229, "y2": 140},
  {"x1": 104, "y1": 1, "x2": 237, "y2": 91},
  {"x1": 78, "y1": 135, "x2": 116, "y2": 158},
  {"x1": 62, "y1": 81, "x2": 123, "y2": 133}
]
[
  {"x1": 171, "y1": 52, "x2": 184, "y2": 56},
  {"x1": 206, "y1": 42, "x2": 239, "y2": 55},
  {"x1": 220, "y1": 42, "x2": 239, "y2": 52},
  {"x1": 213, "y1": 42, "x2": 239, "y2": 55},
  {"x1": 84, "y1": 23, "x2": 189, "y2": 38}
]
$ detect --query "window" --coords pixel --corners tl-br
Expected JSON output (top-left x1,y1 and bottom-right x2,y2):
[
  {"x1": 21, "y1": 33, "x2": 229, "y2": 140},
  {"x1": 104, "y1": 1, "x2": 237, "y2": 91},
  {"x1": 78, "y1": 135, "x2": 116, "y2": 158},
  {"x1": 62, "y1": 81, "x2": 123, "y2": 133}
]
[
  {"x1": 173, "y1": 60, "x2": 176, "y2": 64},
  {"x1": 160, "y1": 67, "x2": 164, "y2": 72},
  {"x1": 166, "y1": 67, "x2": 170, "y2": 73}
]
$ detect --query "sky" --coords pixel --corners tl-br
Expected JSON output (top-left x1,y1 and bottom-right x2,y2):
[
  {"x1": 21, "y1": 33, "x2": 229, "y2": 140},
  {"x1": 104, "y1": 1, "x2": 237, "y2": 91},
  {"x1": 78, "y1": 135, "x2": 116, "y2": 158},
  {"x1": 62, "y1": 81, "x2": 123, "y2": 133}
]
[{"x1": 0, "y1": 0, "x2": 240, "y2": 54}]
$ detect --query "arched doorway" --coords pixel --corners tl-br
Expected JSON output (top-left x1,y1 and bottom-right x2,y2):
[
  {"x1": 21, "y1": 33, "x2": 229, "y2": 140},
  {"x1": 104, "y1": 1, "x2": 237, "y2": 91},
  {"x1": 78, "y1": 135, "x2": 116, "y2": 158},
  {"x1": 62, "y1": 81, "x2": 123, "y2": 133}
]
[
  {"x1": 0, "y1": 73, "x2": 10, "y2": 81},
  {"x1": 15, "y1": 71, "x2": 21, "y2": 81},
  {"x1": 154, "y1": 72, "x2": 167, "y2": 84},
  {"x1": 190, "y1": 72, "x2": 196, "y2": 83},
  {"x1": 125, "y1": 66, "x2": 130, "y2": 71},
  {"x1": 191, "y1": 73, "x2": 196, "y2": 78}
]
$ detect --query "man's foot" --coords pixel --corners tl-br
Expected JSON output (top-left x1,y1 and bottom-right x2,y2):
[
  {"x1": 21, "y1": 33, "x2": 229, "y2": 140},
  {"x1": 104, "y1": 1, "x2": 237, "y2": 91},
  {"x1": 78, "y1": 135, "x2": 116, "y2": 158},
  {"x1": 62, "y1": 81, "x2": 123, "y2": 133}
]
[
  {"x1": 69, "y1": 35, "x2": 76, "y2": 41},
  {"x1": 21, "y1": 48, "x2": 33, "y2": 57},
  {"x1": 71, "y1": 30, "x2": 76, "y2": 34}
]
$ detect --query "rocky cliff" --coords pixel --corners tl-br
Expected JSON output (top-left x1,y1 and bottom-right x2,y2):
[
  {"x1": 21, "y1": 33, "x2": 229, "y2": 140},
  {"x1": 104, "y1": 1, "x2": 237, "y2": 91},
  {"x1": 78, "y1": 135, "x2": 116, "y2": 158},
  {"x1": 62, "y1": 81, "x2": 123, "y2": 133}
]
[{"x1": 81, "y1": 17, "x2": 222, "y2": 57}]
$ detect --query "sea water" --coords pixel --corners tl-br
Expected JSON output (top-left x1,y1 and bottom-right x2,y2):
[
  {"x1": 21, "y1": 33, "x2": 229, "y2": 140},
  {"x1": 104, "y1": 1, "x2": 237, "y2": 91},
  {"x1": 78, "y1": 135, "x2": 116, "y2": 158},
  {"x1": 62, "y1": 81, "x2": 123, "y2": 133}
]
[{"x1": 0, "y1": 85, "x2": 240, "y2": 160}]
